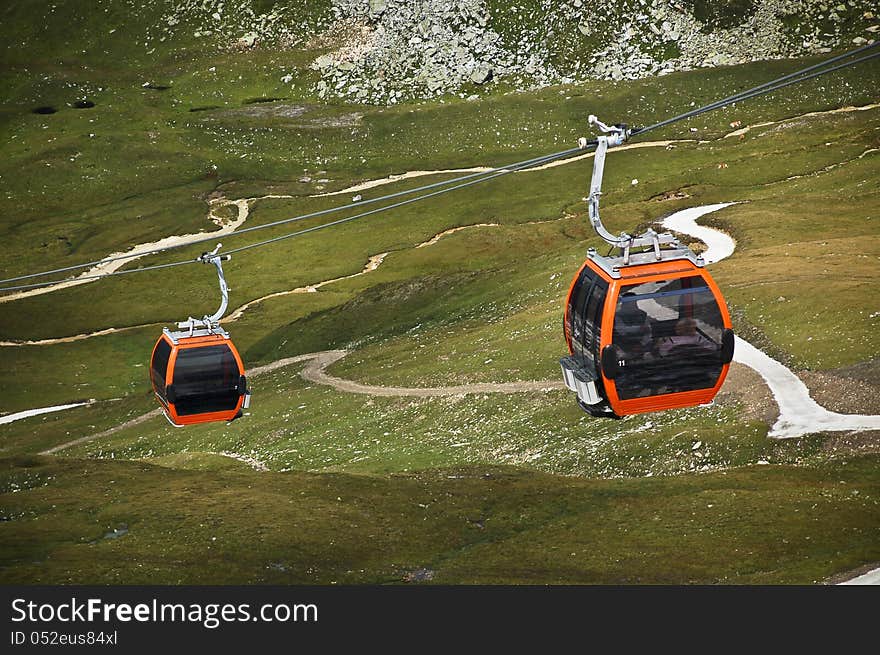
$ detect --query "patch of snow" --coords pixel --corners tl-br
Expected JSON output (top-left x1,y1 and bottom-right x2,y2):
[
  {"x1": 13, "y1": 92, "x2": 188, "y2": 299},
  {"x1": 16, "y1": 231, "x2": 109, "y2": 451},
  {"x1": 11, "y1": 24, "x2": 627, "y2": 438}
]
[
  {"x1": 0, "y1": 401, "x2": 93, "y2": 425},
  {"x1": 839, "y1": 567, "x2": 880, "y2": 585},
  {"x1": 732, "y1": 338, "x2": 880, "y2": 439},
  {"x1": 664, "y1": 202, "x2": 880, "y2": 439},
  {"x1": 661, "y1": 202, "x2": 738, "y2": 264}
]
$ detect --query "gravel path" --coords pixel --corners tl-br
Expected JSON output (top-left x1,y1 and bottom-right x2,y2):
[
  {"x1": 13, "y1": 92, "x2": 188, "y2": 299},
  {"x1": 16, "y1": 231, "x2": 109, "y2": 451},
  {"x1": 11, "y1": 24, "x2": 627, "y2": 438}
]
[
  {"x1": 32, "y1": 201, "x2": 880, "y2": 453},
  {"x1": 3, "y1": 103, "x2": 872, "y2": 317},
  {"x1": 17, "y1": 105, "x2": 879, "y2": 451},
  {"x1": 297, "y1": 349, "x2": 563, "y2": 396},
  {"x1": 0, "y1": 194, "x2": 290, "y2": 305}
]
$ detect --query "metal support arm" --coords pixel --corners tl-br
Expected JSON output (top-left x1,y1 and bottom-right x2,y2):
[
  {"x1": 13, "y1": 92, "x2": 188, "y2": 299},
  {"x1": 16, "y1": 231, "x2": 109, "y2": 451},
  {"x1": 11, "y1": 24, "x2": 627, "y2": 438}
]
[
  {"x1": 579, "y1": 115, "x2": 679, "y2": 262},
  {"x1": 177, "y1": 244, "x2": 232, "y2": 334},
  {"x1": 582, "y1": 115, "x2": 631, "y2": 248},
  {"x1": 588, "y1": 135, "x2": 631, "y2": 247}
]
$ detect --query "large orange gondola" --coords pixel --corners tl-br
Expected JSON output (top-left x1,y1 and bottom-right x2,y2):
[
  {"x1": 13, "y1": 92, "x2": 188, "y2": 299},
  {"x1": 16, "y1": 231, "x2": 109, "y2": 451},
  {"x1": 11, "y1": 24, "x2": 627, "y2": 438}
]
[
  {"x1": 149, "y1": 245, "x2": 250, "y2": 426},
  {"x1": 560, "y1": 116, "x2": 734, "y2": 417}
]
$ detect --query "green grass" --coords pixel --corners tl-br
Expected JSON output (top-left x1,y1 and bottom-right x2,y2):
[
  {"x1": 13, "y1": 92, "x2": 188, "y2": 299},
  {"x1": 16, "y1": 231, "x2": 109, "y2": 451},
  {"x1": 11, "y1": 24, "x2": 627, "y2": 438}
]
[
  {"x1": 0, "y1": 2, "x2": 878, "y2": 585},
  {"x1": 1, "y1": 455, "x2": 877, "y2": 584}
]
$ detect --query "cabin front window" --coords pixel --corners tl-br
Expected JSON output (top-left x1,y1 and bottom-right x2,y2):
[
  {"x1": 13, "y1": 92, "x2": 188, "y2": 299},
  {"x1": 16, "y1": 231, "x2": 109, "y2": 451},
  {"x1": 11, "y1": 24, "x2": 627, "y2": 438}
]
[
  {"x1": 611, "y1": 276, "x2": 725, "y2": 399},
  {"x1": 172, "y1": 345, "x2": 241, "y2": 415}
]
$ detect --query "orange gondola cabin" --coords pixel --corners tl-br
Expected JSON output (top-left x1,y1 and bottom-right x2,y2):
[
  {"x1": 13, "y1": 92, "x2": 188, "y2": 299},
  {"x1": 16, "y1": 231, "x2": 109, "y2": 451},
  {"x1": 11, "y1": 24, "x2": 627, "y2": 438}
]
[
  {"x1": 150, "y1": 328, "x2": 249, "y2": 426},
  {"x1": 560, "y1": 115, "x2": 734, "y2": 417},
  {"x1": 149, "y1": 246, "x2": 250, "y2": 426},
  {"x1": 561, "y1": 246, "x2": 734, "y2": 418}
]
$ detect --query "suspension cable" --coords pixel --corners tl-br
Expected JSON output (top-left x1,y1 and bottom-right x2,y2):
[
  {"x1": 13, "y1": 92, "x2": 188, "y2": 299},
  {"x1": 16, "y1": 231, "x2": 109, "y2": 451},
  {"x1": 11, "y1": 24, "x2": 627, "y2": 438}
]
[
  {"x1": 0, "y1": 147, "x2": 586, "y2": 292},
  {"x1": 223, "y1": 146, "x2": 590, "y2": 257},
  {"x1": 1, "y1": 42, "x2": 877, "y2": 294},
  {"x1": 0, "y1": 258, "x2": 200, "y2": 293},
  {"x1": 0, "y1": 148, "x2": 579, "y2": 286},
  {"x1": 633, "y1": 42, "x2": 879, "y2": 136},
  {"x1": 682, "y1": 50, "x2": 880, "y2": 122}
]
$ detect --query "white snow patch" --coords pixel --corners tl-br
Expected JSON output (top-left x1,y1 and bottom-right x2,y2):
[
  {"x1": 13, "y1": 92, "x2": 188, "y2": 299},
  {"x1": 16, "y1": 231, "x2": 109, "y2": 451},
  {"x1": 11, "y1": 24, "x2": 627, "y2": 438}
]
[
  {"x1": 664, "y1": 202, "x2": 880, "y2": 439},
  {"x1": 838, "y1": 567, "x2": 880, "y2": 585},
  {"x1": 732, "y1": 337, "x2": 880, "y2": 438},
  {"x1": 660, "y1": 202, "x2": 738, "y2": 264},
  {"x1": 0, "y1": 401, "x2": 93, "y2": 425}
]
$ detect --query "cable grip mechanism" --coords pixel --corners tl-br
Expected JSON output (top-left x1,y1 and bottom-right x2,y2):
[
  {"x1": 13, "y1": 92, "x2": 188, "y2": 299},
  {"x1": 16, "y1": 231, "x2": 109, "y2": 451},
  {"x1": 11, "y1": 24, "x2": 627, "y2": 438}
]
[
  {"x1": 579, "y1": 115, "x2": 678, "y2": 261},
  {"x1": 177, "y1": 243, "x2": 232, "y2": 335}
]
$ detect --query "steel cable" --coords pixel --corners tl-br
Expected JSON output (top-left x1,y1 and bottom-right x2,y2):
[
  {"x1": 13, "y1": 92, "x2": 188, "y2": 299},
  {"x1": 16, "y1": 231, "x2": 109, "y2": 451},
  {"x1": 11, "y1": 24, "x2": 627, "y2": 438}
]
[{"x1": 1, "y1": 42, "x2": 877, "y2": 294}]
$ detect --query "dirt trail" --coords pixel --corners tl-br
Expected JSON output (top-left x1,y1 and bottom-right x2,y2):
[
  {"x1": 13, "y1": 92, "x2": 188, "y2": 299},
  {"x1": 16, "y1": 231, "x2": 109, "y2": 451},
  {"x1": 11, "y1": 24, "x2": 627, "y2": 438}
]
[
  {"x1": 41, "y1": 351, "x2": 562, "y2": 454},
  {"x1": 15, "y1": 102, "x2": 880, "y2": 452},
  {"x1": 30, "y1": 199, "x2": 880, "y2": 454},
  {"x1": 415, "y1": 223, "x2": 500, "y2": 248},
  {"x1": 0, "y1": 324, "x2": 156, "y2": 347},
  {"x1": 313, "y1": 141, "x2": 686, "y2": 197},
  {"x1": 6, "y1": 103, "x2": 874, "y2": 309},
  {"x1": 314, "y1": 103, "x2": 879, "y2": 199},
  {"x1": 224, "y1": 223, "x2": 503, "y2": 321},
  {"x1": 223, "y1": 253, "x2": 388, "y2": 323},
  {"x1": 0, "y1": 194, "x2": 290, "y2": 305},
  {"x1": 298, "y1": 350, "x2": 563, "y2": 397},
  {"x1": 3, "y1": 219, "x2": 503, "y2": 339},
  {"x1": 41, "y1": 409, "x2": 163, "y2": 455},
  {"x1": 723, "y1": 103, "x2": 880, "y2": 138}
]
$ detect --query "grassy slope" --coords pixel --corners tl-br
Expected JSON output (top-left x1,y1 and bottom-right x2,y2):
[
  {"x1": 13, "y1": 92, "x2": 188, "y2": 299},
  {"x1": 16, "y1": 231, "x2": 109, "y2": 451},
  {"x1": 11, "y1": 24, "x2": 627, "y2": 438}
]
[
  {"x1": 0, "y1": 1, "x2": 878, "y2": 584},
  {"x1": 1, "y1": 455, "x2": 877, "y2": 585}
]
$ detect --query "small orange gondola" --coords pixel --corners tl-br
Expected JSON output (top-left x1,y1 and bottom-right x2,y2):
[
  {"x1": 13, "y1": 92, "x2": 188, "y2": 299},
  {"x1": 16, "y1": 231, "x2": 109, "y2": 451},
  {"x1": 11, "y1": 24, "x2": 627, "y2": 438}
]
[
  {"x1": 150, "y1": 329, "x2": 248, "y2": 426},
  {"x1": 560, "y1": 116, "x2": 734, "y2": 417},
  {"x1": 149, "y1": 245, "x2": 250, "y2": 426}
]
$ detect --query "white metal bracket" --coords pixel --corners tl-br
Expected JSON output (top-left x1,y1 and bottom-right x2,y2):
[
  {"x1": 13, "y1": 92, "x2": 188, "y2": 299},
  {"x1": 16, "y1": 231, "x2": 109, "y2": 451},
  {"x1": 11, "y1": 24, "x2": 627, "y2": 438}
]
[
  {"x1": 579, "y1": 115, "x2": 679, "y2": 258},
  {"x1": 176, "y1": 243, "x2": 232, "y2": 335}
]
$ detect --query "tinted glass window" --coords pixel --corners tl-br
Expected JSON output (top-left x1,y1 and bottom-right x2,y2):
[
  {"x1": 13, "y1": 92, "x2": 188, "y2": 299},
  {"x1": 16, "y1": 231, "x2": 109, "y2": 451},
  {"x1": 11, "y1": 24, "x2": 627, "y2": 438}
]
[
  {"x1": 582, "y1": 278, "x2": 607, "y2": 365},
  {"x1": 612, "y1": 276, "x2": 725, "y2": 400},
  {"x1": 567, "y1": 266, "x2": 595, "y2": 359},
  {"x1": 172, "y1": 345, "x2": 241, "y2": 416},
  {"x1": 150, "y1": 338, "x2": 172, "y2": 395},
  {"x1": 570, "y1": 268, "x2": 608, "y2": 357}
]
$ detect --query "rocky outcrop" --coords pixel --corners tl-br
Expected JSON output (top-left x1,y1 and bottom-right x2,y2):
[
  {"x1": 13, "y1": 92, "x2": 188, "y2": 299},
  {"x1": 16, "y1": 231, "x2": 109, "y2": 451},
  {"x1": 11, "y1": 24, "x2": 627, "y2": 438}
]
[
  {"x1": 151, "y1": 1, "x2": 878, "y2": 106},
  {"x1": 308, "y1": 0, "x2": 553, "y2": 104},
  {"x1": 299, "y1": 0, "x2": 878, "y2": 104}
]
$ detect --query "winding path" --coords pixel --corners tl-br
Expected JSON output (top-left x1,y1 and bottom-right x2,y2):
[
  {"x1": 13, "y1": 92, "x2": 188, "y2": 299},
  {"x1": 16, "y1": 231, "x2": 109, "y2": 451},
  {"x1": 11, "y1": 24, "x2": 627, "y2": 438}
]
[
  {"x1": 296, "y1": 350, "x2": 562, "y2": 397},
  {"x1": 312, "y1": 140, "x2": 687, "y2": 197},
  {"x1": 5, "y1": 103, "x2": 873, "y2": 308},
  {"x1": 33, "y1": 200, "x2": 880, "y2": 453},
  {"x1": 0, "y1": 194, "x2": 291, "y2": 305},
  {"x1": 4, "y1": 102, "x2": 877, "y2": 449},
  {"x1": 0, "y1": 224, "x2": 508, "y2": 345},
  {"x1": 37, "y1": 350, "x2": 563, "y2": 455}
]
